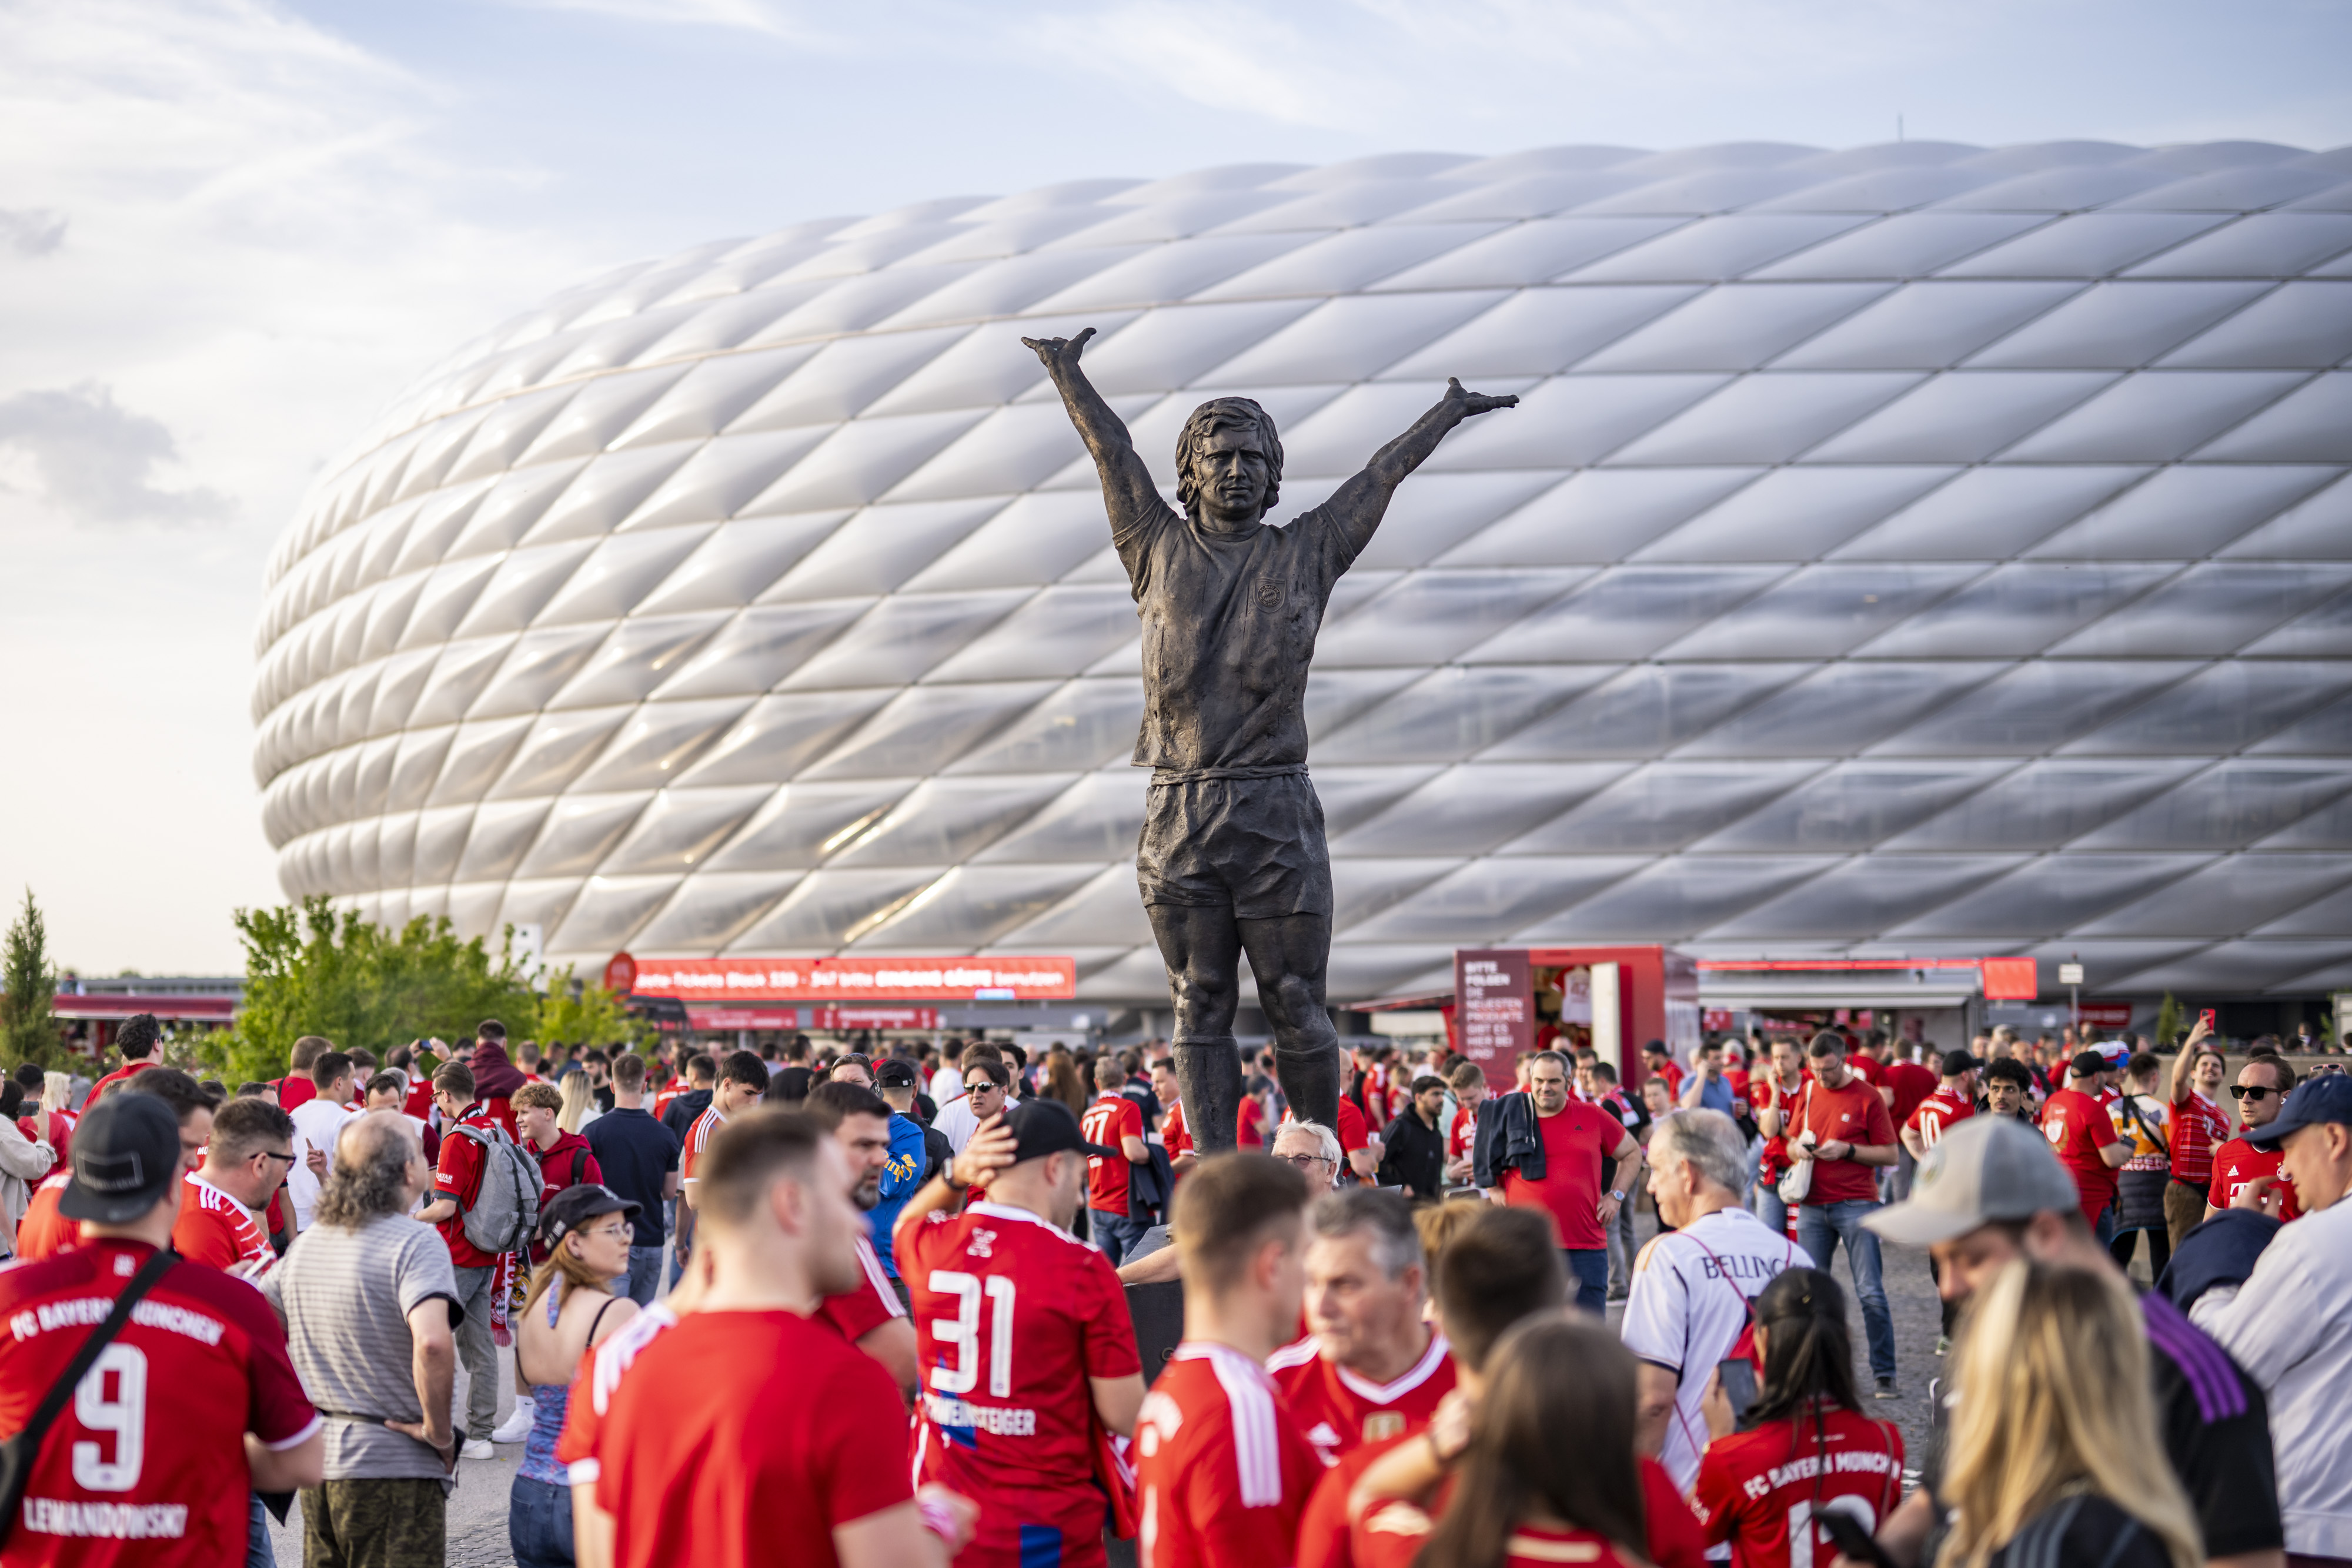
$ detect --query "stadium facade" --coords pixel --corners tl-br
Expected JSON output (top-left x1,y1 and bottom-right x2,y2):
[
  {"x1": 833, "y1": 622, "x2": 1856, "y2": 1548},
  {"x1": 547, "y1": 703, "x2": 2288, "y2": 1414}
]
[{"x1": 253, "y1": 140, "x2": 2352, "y2": 1012}]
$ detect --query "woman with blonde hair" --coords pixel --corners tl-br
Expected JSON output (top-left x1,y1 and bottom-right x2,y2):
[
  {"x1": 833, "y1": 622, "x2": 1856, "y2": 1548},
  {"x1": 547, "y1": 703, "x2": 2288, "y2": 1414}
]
[
  {"x1": 509, "y1": 1183, "x2": 640, "y2": 1568},
  {"x1": 1943, "y1": 1261, "x2": 2201, "y2": 1568},
  {"x1": 556, "y1": 1068, "x2": 600, "y2": 1133}
]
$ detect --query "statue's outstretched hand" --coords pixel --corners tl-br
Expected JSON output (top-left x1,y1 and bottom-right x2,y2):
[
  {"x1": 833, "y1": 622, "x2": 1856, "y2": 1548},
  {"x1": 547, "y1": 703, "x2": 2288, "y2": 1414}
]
[
  {"x1": 1444, "y1": 376, "x2": 1519, "y2": 417},
  {"x1": 1022, "y1": 326, "x2": 1096, "y2": 373}
]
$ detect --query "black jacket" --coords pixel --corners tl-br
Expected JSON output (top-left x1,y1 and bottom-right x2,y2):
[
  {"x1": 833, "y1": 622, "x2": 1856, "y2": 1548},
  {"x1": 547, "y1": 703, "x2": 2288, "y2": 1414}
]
[
  {"x1": 661, "y1": 1087, "x2": 713, "y2": 1143},
  {"x1": 1378, "y1": 1108, "x2": 1448, "y2": 1199},
  {"x1": 1472, "y1": 1091, "x2": 1545, "y2": 1189}
]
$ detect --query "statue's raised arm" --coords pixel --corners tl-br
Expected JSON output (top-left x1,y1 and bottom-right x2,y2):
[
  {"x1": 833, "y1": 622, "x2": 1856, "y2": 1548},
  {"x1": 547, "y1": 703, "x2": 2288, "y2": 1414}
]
[{"x1": 1024, "y1": 328, "x2": 1169, "y2": 533}]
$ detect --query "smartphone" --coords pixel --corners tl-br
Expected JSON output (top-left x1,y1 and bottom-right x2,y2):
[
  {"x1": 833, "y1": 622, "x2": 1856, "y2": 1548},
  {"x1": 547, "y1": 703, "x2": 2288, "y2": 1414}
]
[
  {"x1": 1715, "y1": 1358, "x2": 1758, "y2": 1425},
  {"x1": 2200, "y1": 1009, "x2": 2217, "y2": 1030},
  {"x1": 1818, "y1": 1507, "x2": 1896, "y2": 1568}
]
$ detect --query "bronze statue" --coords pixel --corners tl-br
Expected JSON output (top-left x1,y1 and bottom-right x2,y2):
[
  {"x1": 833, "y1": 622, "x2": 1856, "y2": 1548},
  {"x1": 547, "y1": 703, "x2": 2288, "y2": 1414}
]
[{"x1": 1024, "y1": 327, "x2": 1518, "y2": 1150}]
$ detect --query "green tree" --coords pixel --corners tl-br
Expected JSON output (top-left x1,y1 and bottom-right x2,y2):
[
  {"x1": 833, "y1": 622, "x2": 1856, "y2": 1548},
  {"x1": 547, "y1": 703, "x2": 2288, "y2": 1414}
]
[
  {"x1": 199, "y1": 897, "x2": 540, "y2": 1084},
  {"x1": 1, "y1": 889, "x2": 62, "y2": 1066},
  {"x1": 532, "y1": 965, "x2": 651, "y2": 1051},
  {"x1": 2154, "y1": 991, "x2": 2183, "y2": 1050}
]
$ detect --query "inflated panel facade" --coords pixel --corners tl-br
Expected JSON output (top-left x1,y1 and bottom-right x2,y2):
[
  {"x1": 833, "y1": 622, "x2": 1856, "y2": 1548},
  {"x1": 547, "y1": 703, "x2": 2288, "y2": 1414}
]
[{"x1": 255, "y1": 140, "x2": 2352, "y2": 1003}]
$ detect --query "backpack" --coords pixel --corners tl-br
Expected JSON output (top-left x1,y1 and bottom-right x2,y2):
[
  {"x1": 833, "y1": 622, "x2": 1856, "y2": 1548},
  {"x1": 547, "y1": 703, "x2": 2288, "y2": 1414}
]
[{"x1": 447, "y1": 1121, "x2": 541, "y2": 1256}]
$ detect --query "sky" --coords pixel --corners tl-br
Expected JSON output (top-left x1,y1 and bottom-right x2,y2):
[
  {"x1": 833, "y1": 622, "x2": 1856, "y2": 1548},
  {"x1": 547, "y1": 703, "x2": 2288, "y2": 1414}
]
[{"x1": 2, "y1": 0, "x2": 2347, "y2": 977}]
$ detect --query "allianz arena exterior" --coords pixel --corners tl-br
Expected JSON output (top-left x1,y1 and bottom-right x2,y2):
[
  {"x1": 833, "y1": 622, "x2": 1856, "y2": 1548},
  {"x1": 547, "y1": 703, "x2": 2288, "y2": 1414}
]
[{"x1": 254, "y1": 140, "x2": 2352, "y2": 1012}]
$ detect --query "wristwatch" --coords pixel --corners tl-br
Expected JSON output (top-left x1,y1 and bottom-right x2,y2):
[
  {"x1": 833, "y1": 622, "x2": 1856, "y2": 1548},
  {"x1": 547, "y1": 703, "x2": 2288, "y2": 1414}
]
[{"x1": 1609, "y1": 1189, "x2": 1626, "y2": 1202}]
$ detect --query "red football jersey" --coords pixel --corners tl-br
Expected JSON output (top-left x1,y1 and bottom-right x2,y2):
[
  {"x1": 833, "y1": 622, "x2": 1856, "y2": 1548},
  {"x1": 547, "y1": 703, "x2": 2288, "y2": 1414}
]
[
  {"x1": 1904, "y1": 1086, "x2": 1973, "y2": 1150},
  {"x1": 1081, "y1": 1095, "x2": 1144, "y2": 1216},
  {"x1": 2168, "y1": 1090, "x2": 2231, "y2": 1189},
  {"x1": 18, "y1": 1174, "x2": 75, "y2": 1263},
  {"x1": 84, "y1": 1061, "x2": 159, "y2": 1104},
  {"x1": 171, "y1": 1173, "x2": 275, "y2": 1282},
  {"x1": 0, "y1": 1240, "x2": 318, "y2": 1567},
  {"x1": 2208, "y1": 1136, "x2": 2300, "y2": 1221},
  {"x1": 1346, "y1": 1455, "x2": 1702, "y2": 1568},
  {"x1": 1695, "y1": 1407, "x2": 1905, "y2": 1568},
  {"x1": 815, "y1": 1233, "x2": 906, "y2": 1346},
  {"x1": 18, "y1": 1110, "x2": 72, "y2": 1181},
  {"x1": 1268, "y1": 1331, "x2": 1455, "y2": 1467},
  {"x1": 1446, "y1": 1103, "x2": 1475, "y2": 1165},
  {"x1": 904, "y1": 1201, "x2": 1142, "y2": 1555},
  {"x1": 1331, "y1": 1099, "x2": 1369, "y2": 1156},
  {"x1": 556, "y1": 1303, "x2": 677, "y2": 1480},
  {"x1": 430, "y1": 1104, "x2": 502, "y2": 1269},
  {"x1": 592, "y1": 1308, "x2": 913, "y2": 1568},
  {"x1": 1137, "y1": 1342, "x2": 1319, "y2": 1568},
  {"x1": 2039, "y1": 1087, "x2": 2122, "y2": 1222},
  {"x1": 1236, "y1": 1096, "x2": 1267, "y2": 1149},
  {"x1": 1160, "y1": 1099, "x2": 1193, "y2": 1163},
  {"x1": 680, "y1": 1104, "x2": 728, "y2": 1191},
  {"x1": 1843, "y1": 1053, "x2": 1882, "y2": 1088}
]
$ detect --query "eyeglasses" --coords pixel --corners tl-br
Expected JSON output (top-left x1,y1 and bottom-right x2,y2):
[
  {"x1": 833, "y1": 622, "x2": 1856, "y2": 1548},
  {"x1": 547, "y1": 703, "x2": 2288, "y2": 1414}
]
[
  {"x1": 965, "y1": 1081, "x2": 1003, "y2": 1095},
  {"x1": 2229, "y1": 1085, "x2": 2277, "y2": 1101},
  {"x1": 1275, "y1": 1153, "x2": 1333, "y2": 1169},
  {"x1": 258, "y1": 1150, "x2": 298, "y2": 1165}
]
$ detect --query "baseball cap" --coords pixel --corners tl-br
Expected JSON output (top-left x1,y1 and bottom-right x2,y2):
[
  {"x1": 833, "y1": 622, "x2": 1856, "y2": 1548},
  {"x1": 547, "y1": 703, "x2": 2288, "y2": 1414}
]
[
  {"x1": 2069, "y1": 1049, "x2": 2107, "y2": 1078},
  {"x1": 2248, "y1": 1074, "x2": 2352, "y2": 1149},
  {"x1": 537, "y1": 1183, "x2": 642, "y2": 1246},
  {"x1": 1939, "y1": 1049, "x2": 1982, "y2": 1077},
  {"x1": 1861, "y1": 1115, "x2": 2080, "y2": 1246},
  {"x1": 1001, "y1": 1099, "x2": 1119, "y2": 1165},
  {"x1": 60, "y1": 1094, "x2": 183, "y2": 1224},
  {"x1": 2097, "y1": 1041, "x2": 2132, "y2": 1068},
  {"x1": 874, "y1": 1058, "x2": 918, "y2": 1089}
]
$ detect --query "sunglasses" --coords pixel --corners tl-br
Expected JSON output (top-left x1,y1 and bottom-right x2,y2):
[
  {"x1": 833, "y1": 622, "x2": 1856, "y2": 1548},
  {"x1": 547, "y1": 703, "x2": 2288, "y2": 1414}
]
[
  {"x1": 965, "y1": 1081, "x2": 1004, "y2": 1095},
  {"x1": 2229, "y1": 1085, "x2": 2277, "y2": 1101}
]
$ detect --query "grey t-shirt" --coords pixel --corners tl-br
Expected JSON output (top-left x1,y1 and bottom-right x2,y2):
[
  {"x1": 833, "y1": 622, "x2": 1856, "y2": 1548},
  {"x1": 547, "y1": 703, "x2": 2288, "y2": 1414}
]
[{"x1": 262, "y1": 1211, "x2": 460, "y2": 1482}]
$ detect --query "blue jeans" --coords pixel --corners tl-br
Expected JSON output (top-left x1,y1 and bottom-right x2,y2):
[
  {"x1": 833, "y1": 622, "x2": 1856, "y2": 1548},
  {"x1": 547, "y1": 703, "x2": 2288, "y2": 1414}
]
[
  {"x1": 1756, "y1": 1185, "x2": 1789, "y2": 1238},
  {"x1": 625, "y1": 1245, "x2": 664, "y2": 1306},
  {"x1": 668, "y1": 1198, "x2": 693, "y2": 1289},
  {"x1": 1562, "y1": 1248, "x2": 1609, "y2": 1315},
  {"x1": 247, "y1": 1492, "x2": 273, "y2": 1568},
  {"x1": 1091, "y1": 1209, "x2": 1150, "y2": 1267},
  {"x1": 2093, "y1": 1203, "x2": 2116, "y2": 1248},
  {"x1": 1797, "y1": 1199, "x2": 1896, "y2": 1383},
  {"x1": 510, "y1": 1473, "x2": 575, "y2": 1568}
]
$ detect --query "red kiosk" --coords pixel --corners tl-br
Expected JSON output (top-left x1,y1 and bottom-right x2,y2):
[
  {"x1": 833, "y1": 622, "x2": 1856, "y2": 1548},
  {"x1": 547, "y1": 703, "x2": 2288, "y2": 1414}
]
[{"x1": 1445, "y1": 944, "x2": 1700, "y2": 1080}]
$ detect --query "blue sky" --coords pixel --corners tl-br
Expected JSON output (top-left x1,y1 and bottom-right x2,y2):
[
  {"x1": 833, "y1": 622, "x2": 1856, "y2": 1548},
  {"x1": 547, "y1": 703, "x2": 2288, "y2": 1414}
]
[{"x1": 1, "y1": 0, "x2": 2347, "y2": 973}]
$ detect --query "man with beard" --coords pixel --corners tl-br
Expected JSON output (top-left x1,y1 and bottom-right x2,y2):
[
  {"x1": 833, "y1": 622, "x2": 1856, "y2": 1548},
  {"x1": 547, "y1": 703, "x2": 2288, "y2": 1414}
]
[{"x1": 805, "y1": 1082, "x2": 918, "y2": 1397}]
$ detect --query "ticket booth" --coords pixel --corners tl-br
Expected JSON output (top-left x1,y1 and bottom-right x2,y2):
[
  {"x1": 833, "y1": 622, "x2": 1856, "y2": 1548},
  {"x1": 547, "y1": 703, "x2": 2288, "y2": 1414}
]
[{"x1": 1452, "y1": 945, "x2": 1700, "y2": 1082}]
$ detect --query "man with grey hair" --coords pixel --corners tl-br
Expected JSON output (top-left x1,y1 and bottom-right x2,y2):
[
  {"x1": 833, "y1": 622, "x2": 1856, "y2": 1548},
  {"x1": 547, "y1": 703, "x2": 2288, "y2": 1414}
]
[
  {"x1": 1268, "y1": 1186, "x2": 1455, "y2": 1465},
  {"x1": 263, "y1": 1111, "x2": 462, "y2": 1568},
  {"x1": 1619, "y1": 1106, "x2": 1802, "y2": 1493},
  {"x1": 1117, "y1": 1118, "x2": 1343, "y2": 1285}
]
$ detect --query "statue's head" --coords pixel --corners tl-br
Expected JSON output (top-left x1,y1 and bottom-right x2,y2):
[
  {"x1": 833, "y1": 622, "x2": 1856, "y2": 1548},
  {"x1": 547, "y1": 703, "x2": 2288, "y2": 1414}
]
[{"x1": 1175, "y1": 397, "x2": 1284, "y2": 527}]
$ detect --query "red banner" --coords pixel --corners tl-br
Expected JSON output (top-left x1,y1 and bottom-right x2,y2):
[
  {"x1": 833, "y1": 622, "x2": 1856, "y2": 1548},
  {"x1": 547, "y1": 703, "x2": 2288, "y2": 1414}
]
[
  {"x1": 2078, "y1": 1001, "x2": 2134, "y2": 1029},
  {"x1": 630, "y1": 956, "x2": 1076, "y2": 1002},
  {"x1": 684, "y1": 1007, "x2": 802, "y2": 1031},
  {"x1": 1979, "y1": 958, "x2": 2039, "y2": 1001},
  {"x1": 811, "y1": 1007, "x2": 941, "y2": 1031},
  {"x1": 1454, "y1": 948, "x2": 1533, "y2": 1068}
]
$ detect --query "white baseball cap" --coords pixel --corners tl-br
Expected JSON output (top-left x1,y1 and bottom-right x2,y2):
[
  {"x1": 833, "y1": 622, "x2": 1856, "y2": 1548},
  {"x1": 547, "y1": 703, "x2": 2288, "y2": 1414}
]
[{"x1": 1862, "y1": 1115, "x2": 2080, "y2": 1246}]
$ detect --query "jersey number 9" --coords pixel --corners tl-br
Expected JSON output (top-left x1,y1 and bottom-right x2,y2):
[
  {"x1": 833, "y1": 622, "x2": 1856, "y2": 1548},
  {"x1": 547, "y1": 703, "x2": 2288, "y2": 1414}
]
[{"x1": 72, "y1": 1345, "x2": 148, "y2": 1492}]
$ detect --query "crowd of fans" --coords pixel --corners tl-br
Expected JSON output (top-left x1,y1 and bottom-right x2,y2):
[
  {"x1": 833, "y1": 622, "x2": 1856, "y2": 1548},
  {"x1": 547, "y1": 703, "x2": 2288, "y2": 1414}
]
[{"x1": 0, "y1": 1006, "x2": 2341, "y2": 1568}]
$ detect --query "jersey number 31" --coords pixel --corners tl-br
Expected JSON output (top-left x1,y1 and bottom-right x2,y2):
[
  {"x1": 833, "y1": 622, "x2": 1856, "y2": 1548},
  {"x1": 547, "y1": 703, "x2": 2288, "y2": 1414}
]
[{"x1": 928, "y1": 1271, "x2": 1015, "y2": 1399}]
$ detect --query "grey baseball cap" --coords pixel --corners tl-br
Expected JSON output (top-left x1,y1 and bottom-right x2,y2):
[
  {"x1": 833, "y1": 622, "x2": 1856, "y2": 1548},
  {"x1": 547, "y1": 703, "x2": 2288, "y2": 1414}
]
[{"x1": 1862, "y1": 1115, "x2": 2079, "y2": 1246}]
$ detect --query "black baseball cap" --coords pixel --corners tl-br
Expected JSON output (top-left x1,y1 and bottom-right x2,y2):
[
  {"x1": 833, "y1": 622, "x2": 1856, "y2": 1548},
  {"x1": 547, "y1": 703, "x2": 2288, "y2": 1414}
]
[
  {"x1": 2249, "y1": 1074, "x2": 2352, "y2": 1149},
  {"x1": 1939, "y1": 1049, "x2": 1983, "y2": 1077},
  {"x1": 61, "y1": 1094, "x2": 182, "y2": 1223},
  {"x1": 538, "y1": 1183, "x2": 642, "y2": 1246},
  {"x1": 2069, "y1": 1050, "x2": 2107, "y2": 1078},
  {"x1": 874, "y1": 1058, "x2": 919, "y2": 1089},
  {"x1": 1003, "y1": 1099, "x2": 1119, "y2": 1165}
]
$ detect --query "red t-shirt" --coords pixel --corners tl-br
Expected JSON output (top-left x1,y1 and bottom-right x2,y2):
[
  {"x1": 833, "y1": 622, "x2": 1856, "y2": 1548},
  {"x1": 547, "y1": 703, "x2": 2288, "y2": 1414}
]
[
  {"x1": 16, "y1": 1110, "x2": 72, "y2": 1181},
  {"x1": 1332, "y1": 1099, "x2": 1370, "y2": 1156},
  {"x1": 1269, "y1": 1330, "x2": 1455, "y2": 1467},
  {"x1": 86, "y1": 1059, "x2": 160, "y2": 1104},
  {"x1": 1081, "y1": 1094, "x2": 1144, "y2": 1216},
  {"x1": 1446, "y1": 1103, "x2": 1476, "y2": 1164},
  {"x1": 1753, "y1": 1071, "x2": 1809, "y2": 1178},
  {"x1": 0, "y1": 1239, "x2": 318, "y2": 1566},
  {"x1": 1696, "y1": 1406, "x2": 1905, "y2": 1568},
  {"x1": 1499, "y1": 1099, "x2": 1623, "y2": 1249},
  {"x1": 1160, "y1": 1098, "x2": 1193, "y2": 1162},
  {"x1": 556, "y1": 1303, "x2": 676, "y2": 1479},
  {"x1": 1905, "y1": 1086, "x2": 1973, "y2": 1150},
  {"x1": 1236, "y1": 1096, "x2": 1267, "y2": 1149},
  {"x1": 172, "y1": 1172, "x2": 275, "y2": 1281},
  {"x1": 2208, "y1": 1136, "x2": 2300, "y2": 1221},
  {"x1": 2039, "y1": 1087, "x2": 2122, "y2": 1222},
  {"x1": 1882, "y1": 1061, "x2": 1938, "y2": 1129},
  {"x1": 402, "y1": 1076, "x2": 432, "y2": 1122},
  {"x1": 1136, "y1": 1342, "x2": 1319, "y2": 1568},
  {"x1": 1790, "y1": 1079, "x2": 1896, "y2": 1206},
  {"x1": 815, "y1": 1234, "x2": 906, "y2": 1346},
  {"x1": 1345, "y1": 1455, "x2": 1703, "y2": 1568},
  {"x1": 273, "y1": 1075, "x2": 316, "y2": 1113},
  {"x1": 680, "y1": 1105, "x2": 727, "y2": 1191},
  {"x1": 593, "y1": 1309, "x2": 914, "y2": 1568},
  {"x1": 431, "y1": 1104, "x2": 502, "y2": 1269},
  {"x1": 1843, "y1": 1052, "x2": 1882, "y2": 1088},
  {"x1": 2169, "y1": 1091, "x2": 2231, "y2": 1188},
  {"x1": 18, "y1": 1173, "x2": 74, "y2": 1262},
  {"x1": 903, "y1": 1200, "x2": 1141, "y2": 1544}
]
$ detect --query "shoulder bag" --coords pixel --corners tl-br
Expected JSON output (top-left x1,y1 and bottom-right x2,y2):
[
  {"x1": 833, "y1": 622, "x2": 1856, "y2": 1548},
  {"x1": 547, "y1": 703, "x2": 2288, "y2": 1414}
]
[
  {"x1": 0, "y1": 1247, "x2": 179, "y2": 1549},
  {"x1": 1776, "y1": 1083, "x2": 1815, "y2": 1206}
]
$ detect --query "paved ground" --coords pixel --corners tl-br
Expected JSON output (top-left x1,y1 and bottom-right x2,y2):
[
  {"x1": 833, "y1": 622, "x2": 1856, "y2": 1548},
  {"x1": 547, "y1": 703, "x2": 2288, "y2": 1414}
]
[{"x1": 298, "y1": 1201, "x2": 2012, "y2": 1568}]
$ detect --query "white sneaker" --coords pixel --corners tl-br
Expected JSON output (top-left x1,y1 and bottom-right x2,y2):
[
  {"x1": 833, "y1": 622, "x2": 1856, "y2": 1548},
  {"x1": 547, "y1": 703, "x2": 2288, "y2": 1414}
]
[
  {"x1": 459, "y1": 1439, "x2": 495, "y2": 1462},
  {"x1": 490, "y1": 1399, "x2": 536, "y2": 1445}
]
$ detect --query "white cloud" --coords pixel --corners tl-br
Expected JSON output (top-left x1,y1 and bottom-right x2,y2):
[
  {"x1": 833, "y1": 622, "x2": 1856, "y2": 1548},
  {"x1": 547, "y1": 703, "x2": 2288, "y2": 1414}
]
[
  {"x1": 0, "y1": 210, "x2": 66, "y2": 256},
  {"x1": 0, "y1": 384, "x2": 231, "y2": 525}
]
